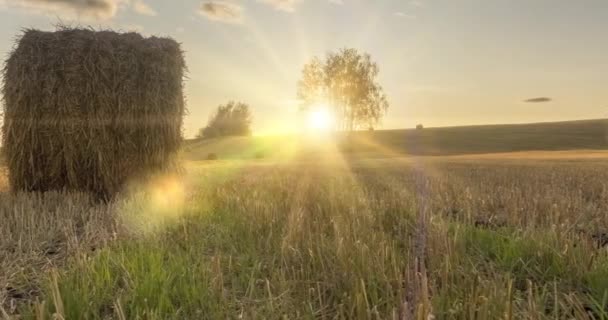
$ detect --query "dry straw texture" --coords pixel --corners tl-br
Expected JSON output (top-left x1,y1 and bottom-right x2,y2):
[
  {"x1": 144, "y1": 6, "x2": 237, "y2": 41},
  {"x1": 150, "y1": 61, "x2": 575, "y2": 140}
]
[{"x1": 1, "y1": 28, "x2": 186, "y2": 199}]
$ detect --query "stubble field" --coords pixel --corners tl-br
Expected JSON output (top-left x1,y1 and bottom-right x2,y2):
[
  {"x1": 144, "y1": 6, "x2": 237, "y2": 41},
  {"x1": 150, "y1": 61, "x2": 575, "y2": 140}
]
[{"x1": 1, "y1": 153, "x2": 608, "y2": 319}]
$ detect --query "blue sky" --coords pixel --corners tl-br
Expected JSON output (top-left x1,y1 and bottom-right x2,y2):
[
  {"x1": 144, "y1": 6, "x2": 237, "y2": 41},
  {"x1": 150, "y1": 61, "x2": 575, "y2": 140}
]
[{"x1": 1, "y1": 0, "x2": 607, "y2": 137}]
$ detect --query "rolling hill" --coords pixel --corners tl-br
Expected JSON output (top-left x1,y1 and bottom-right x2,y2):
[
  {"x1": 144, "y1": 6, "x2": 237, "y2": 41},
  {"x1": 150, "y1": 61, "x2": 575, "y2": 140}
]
[
  {"x1": 184, "y1": 119, "x2": 608, "y2": 160},
  {"x1": 2, "y1": 119, "x2": 606, "y2": 164}
]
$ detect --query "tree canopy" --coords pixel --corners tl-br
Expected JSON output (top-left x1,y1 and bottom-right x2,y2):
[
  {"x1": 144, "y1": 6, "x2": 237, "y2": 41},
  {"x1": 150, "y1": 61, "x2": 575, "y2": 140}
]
[
  {"x1": 198, "y1": 101, "x2": 252, "y2": 139},
  {"x1": 297, "y1": 48, "x2": 389, "y2": 131}
]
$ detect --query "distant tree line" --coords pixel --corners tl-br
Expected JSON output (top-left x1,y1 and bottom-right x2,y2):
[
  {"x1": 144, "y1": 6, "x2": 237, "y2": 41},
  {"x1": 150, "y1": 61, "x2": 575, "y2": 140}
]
[{"x1": 197, "y1": 101, "x2": 252, "y2": 139}]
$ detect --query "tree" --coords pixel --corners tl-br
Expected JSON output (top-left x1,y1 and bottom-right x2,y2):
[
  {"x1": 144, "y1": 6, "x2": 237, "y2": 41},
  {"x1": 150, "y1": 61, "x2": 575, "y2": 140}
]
[
  {"x1": 297, "y1": 48, "x2": 389, "y2": 131},
  {"x1": 297, "y1": 57, "x2": 326, "y2": 108},
  {"x1": 198, "y1": 101, "x2": 252, "y2": 139}
]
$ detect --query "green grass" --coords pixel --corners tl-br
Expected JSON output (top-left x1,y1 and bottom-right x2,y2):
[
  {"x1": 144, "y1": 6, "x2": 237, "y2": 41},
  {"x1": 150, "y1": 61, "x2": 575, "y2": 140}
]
[
  {"x1": 183, "y1": 119, "x2": 608, "y2": 160},
  {"x1": 3, "y1": 158, "x2": 608, "y2": 319}
]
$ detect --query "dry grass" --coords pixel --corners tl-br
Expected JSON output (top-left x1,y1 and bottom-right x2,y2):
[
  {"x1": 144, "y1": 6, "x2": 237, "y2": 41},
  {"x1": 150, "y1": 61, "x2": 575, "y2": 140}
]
[
  {"x1": 1, "y1": 27, "x2": 186, "y2": 199},
  {"x1": 0, "y1": 191, "x2": 119, "y2": 315},
  {"x1": 444, "y1": 150, "x2": 608, "y2": 160},
  {"x1": 1, "y1": 154, "x2": 607, "y2": 319}
]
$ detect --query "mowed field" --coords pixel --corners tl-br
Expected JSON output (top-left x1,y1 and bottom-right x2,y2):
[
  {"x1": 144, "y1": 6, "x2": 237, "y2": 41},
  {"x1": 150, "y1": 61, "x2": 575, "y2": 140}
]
[
  {"x1": 1, "y1": 120, "x2": 608, "y2": 319},
  {"x1": 184, "y1": 119, "x2": 608, "y2": 160}
]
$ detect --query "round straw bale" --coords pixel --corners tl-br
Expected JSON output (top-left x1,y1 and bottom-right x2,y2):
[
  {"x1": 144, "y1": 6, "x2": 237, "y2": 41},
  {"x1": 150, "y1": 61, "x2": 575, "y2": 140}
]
[{"x1": 1, "y1": 27, "x2": 186, "y2": 199}]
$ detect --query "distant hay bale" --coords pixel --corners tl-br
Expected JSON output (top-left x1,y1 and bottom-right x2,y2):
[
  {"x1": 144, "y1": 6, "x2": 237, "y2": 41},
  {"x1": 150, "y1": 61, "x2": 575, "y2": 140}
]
[{"x1": 1, "y1": 28, "x2": 186, "y2": 199}]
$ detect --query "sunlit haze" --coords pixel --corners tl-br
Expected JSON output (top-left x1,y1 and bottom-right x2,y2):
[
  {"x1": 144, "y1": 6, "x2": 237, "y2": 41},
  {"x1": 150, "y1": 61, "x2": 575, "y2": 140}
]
[
  {"x1": 2, "y1": 2, "x2": 608, "y2": 318},
  {"x1": 1, "y1": 0, "x2": 606, "y2": 137},
  {"x1": 306, "y1": 104, "x2": 335, "y2": 132}
]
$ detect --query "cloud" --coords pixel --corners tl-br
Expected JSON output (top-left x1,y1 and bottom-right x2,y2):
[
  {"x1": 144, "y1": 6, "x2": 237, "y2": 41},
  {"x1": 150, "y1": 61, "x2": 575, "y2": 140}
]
[
  {"x1": 1, "y1": 0, "x2": 158, "y2": 19},
  {"x1": 131, "y1": 0, "x2": 156, "y2": 16},
  {"x1": 199, "y1": 1, "x2": 243, "y2": 24},
  {"x1": 256, "y1": 0, "x2": 300, "y2": 12},
  {"x1": 255, "y1": 0, "x2": 342, "y2": 12},
  {"x1": 394, "y1": 11, "x2": 415, "y2": 18},
  {"x1": 524, "y1": 97, "x2": 552, "y2": 103},
  {"x1": 1, "y1": 0, "x2": 119, "y2": 19}
]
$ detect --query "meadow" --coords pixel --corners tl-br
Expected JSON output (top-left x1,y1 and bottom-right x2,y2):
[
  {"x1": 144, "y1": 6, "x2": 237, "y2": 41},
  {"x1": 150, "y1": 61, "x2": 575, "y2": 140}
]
[
  {"x1": 184, "y1": 119, "x2": 608, "y2": 160},
  {"x1": 2, "y1": 140, "x2": 608, "y2": 319}
]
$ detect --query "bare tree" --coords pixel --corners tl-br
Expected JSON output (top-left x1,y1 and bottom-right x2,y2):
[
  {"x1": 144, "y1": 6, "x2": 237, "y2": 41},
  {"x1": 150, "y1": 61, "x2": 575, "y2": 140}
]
[{"x1": 297, "y1": 48, "x2": 389, "y2": 131}]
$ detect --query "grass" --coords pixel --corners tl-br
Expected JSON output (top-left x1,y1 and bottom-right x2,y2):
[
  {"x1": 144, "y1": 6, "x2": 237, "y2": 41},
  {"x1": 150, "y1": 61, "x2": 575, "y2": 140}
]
[
  {"x1": 184, "y1": 119, "x2": 608, "y2": 160},
  {"x1": 2, "y1": 153, "x2": 608, "y2": 319},
  {"x1": 351, "y1": 118, "x2": 608, "y2": 156}
]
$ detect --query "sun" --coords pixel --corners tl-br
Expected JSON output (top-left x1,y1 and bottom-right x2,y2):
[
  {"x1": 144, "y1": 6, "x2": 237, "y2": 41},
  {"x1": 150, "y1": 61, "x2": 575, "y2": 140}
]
[{"x1": 307, "y1": 104, "x2": 335, "y2": 132}]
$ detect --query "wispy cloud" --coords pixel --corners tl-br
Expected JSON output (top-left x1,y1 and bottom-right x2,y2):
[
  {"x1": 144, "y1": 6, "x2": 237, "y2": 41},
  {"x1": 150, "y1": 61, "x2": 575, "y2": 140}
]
[
  {"x1": 256, "y1": 0, "x2": 340, "y2": 12},
  {"x1": 256, "y1": 0, "x2": 300, "y2": 12},
  {"x1": 1, "y1": 0, "x2": 119, "y2": 19},
  {"x1": 199, "y1": 1, "x2": 244, "y2": 24},
  {"x1": 524, "y1": 97, "x2": 552, "y2": 103},
  {"x1": 394, "y1": 11, "x2": 415, "y2": 19},
  {"x1": 131, "y1": 0, "x2": 156, "y2": 16}
]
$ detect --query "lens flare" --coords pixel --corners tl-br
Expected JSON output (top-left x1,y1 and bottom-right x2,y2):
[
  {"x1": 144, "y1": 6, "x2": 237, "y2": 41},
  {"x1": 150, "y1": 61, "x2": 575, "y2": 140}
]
[
  {"x1": 119, "y1": 175, "x2": 187, "y2": 234},
  {"x1": 307, "y1": 104, "x2": 335, "y2": 132},
  {"x1": 150, "y1": 176, "x2": 186, "y2": 212}
]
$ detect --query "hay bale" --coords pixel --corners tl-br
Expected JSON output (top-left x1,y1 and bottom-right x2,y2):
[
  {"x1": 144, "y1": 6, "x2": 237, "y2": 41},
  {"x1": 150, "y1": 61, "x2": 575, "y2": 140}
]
[{"x1": 1, "y1": 28, "x2": 186, "y2": 199}]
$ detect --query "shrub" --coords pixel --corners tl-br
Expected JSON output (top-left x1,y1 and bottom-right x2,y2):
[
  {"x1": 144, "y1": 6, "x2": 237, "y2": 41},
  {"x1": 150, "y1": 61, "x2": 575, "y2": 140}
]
[
  {"x1": 198, "y1": 102, "x2": 252, "y2": 139},
  {"x1": 416, "y1": 124, "x2": 424, "y2": 130},
  {"x1": 206, "y1": 153, "x2": 218, "y2": 161}
]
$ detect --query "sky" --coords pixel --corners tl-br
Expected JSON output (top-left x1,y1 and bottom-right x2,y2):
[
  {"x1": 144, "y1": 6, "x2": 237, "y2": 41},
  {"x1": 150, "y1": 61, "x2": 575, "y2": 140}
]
[{"x1": 0, "y1": 0, "x2": 607, "y2": 138}]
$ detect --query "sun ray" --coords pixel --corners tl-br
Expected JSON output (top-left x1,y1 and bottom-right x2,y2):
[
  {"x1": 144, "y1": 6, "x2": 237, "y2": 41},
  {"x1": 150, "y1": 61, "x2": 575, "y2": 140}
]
[{"x1": 242, "y1": 18, "x2": 290, "y2": 84}]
